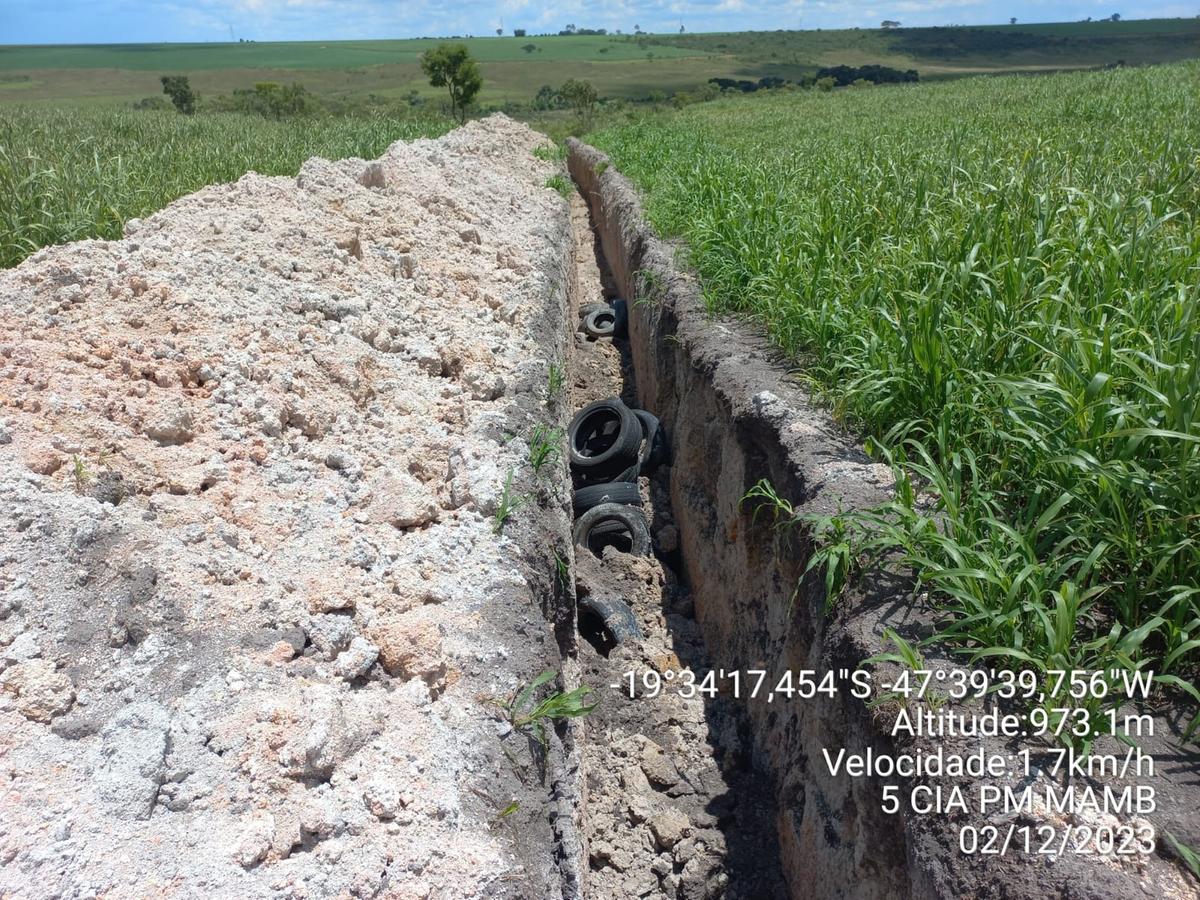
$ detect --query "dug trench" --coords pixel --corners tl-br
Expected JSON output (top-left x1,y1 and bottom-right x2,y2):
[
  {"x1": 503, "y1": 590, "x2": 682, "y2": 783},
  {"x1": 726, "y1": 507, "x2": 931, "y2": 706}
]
[
  {"x1": 562, "y1": 139, "x2": 1200, "y2": 900},
  {"x1": 562, "y1": 185, "x2": 789, "y2": 899}
]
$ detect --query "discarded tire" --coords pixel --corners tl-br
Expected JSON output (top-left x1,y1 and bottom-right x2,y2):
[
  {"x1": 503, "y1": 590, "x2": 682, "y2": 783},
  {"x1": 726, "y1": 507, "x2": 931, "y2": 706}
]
[
  {"x1": 568, "y1": 398, "x2": 642, "y2": 480},
  {"x1": 579, "y1": 302, "x2": 607, "y2": 321},
  {"x1": 573, "y1": 502, "x2": 652, "y2": 557},
  {"x1": 578, "y1": 594, "x2": 641, "y2": 644},
  {"x1": 612, "y1": 298, "x2": 629, "y2": 338},
  {"x1": 632, "y1": 409, "x2": 670, "y2": 472},
  {"x1": 612, "y1": 461, "x2": 640, "y2": 482},
  {"x1": 572, "y1": 481, "x2": 641, "y2": 517},
  {"x1": 582, "y1": 307, "x2": 616, "y2": 338}
]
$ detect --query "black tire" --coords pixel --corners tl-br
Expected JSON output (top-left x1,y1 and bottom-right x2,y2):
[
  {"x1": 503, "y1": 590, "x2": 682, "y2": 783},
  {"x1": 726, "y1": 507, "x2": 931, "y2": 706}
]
[
  {"x1": 579, "y1": 594, "x2": 641, "y2": 644},
  {"x1": 574, "y1": 460, "x2": 639, "y2": 488},
  {"x1": 568, "y1": 399, "x2": 641, "y2": 479},
  {"x1": 572, "y1": 481, "x2": 641, "y2": 517},
  {"x1": 588, "y1": 520, "x2": 632, "y2": 543},
  {"x1": 612, "y1": 298, "x2": 629, "y2": 338},
  {"x1": 573, "y1": 503, "x2": 652, "y2": 557},
  {"x1": 579, "y1": 302, "x2": 607, "y2": 321},
  {"x1": 632, "y1": 409, "x2": 670, "y2": 471},
  {"x1": 582, "y1": 307, "x2": 616, "y2": 338}
]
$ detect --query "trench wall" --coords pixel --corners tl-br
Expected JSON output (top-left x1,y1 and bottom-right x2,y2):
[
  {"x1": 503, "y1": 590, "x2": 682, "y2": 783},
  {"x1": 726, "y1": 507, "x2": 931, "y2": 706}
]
[
  {"x1": 565, "y1": 138, "x2": 1200, "y2": 900},
  {"x1": 567, "y1": 138, "x2": 914, "y2": 899}
]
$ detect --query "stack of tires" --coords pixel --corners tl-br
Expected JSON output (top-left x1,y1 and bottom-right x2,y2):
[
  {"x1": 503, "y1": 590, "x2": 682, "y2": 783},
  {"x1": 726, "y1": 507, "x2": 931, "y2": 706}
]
[
  {"x1": 579, "y1": 298, "x2": 629, "y2": 340},
  {"x1": 568, "y1": 397, "x2": 669, "y2": 559}
]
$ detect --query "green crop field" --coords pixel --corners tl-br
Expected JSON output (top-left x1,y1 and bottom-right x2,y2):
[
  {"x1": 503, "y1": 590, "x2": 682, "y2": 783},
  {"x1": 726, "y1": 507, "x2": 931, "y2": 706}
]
[
  {"x1": 1, "y1": 18, "x2": 1197, "y2": 107},
  {"x1": 593, "y1": 61, "x2": 1200, "y2": 724},
  {"x1": 0, "y1": 35, "x2": 720, "y2": 106},
  {"x1": 0, "y1": 36, "x2": 708, "y2": 71},
  {"x1": 0, "y1": 107, "x2": 448, "y2": 267},
  {"x1": 646, "y1": 18, "x2": 1200, "y2": 79}
]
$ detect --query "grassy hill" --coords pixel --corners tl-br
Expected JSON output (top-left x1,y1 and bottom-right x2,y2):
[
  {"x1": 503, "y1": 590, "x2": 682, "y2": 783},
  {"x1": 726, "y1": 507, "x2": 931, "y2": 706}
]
[
  {"x1": 1, "y1": 18, "x2": 1197, "y2": 107},
  {"x1": 646, "y1": 18, "x2": 1200, "y2": 80}
]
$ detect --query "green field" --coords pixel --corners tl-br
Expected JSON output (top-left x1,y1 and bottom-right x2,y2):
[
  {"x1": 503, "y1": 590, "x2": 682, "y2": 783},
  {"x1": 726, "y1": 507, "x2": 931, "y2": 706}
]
[
  {"x1": 646, "y1": 18, "x2": 1200, "y2": 79},
  {"x1": 593, "y1": 61, "x2": 1200, "y2": 714},
  {"x1": 2, "y1": 18, "x2": 1197, "y2": 106},
  {"x1": 0, "y1": 36, "x2": 707, "y2": 70}
]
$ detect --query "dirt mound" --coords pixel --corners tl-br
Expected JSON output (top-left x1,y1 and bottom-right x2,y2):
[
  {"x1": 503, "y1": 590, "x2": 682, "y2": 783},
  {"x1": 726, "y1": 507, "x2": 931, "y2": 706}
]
[{"x1": 0, "y1": 115, "x2": 577, "y2": 898}]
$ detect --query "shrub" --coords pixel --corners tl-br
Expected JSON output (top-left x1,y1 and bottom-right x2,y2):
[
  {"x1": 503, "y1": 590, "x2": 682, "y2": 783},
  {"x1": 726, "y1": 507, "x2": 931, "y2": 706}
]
[{"x1": 160, "y1": 75, "x2": 196, "y2": 115}]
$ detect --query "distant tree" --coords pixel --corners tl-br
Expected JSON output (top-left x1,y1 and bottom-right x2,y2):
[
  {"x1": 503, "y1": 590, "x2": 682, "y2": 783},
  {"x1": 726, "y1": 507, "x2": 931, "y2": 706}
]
[
  {"x1": 132, "y1": 95, "x2": 172, "y2": 111},
  {"x1": 634, "y1": 23, "x2": 641, "y2": 33},
  {"x1": 559, "y1": 78, "x2": 598, "y2": 119},
  {"x1": 533, "y1": 84, "x2": 560, "y2": 110},
  {"x1": 680, "y1": 24, "x2": 685, "y2": 33},
  {"x1": 881, "y1": 19, "x2": 901, "y2": 28},
  {"x1": 160, "y1": 75, "x2": 196, "y2": 115},
  {"x1": 523, "y1": 43, "x2": 537, "y2": 53},
  {"x1": 1110, "y1": 12, "x2": 1121, "y2": 20},
  {"x1": 1010, "y1": 17, "x2": 1017, "y2": 24},
  {"x1": 815, "y1": 76, "x2": 836, "y2": 91},
  {"x1": 514, "y1": 28, "x2": 526, "y2": 37},
  {"x1": 496, "y1": 27, "x2": 503, "y2": 36},
  {"x1": 228, "y1": 81, "x2": 315, "y2": 118},
  {"x1": 599, "y1": 46, "x2": 610, "y2": 53},
  {"x1": 647, "y1": 90, "x2": 666, "y2": 108},
  {"x1": 563, "y1": 23, "x2": 576, "y2": 34},
  {"x1": 420, "y1": 43, "x2": 483, "y2": 124},
  {"x1": 816, "y1": 64, "x2": 918, "y2": 86}
]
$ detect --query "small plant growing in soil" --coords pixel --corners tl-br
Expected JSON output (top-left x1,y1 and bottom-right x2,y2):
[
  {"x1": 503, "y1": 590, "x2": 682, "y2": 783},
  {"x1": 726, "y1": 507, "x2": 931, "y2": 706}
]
[
  {"x1": 1164, "y1": 832, "x2": 1200, "y2": 881},
  {"x1": 546, "y1": 362, "x2": 566, "y2": 402},
  {"x1": 545, "y1": 175, "x2": 572, "y2": 198},
  {"x1": 635, "y1": 268, "x2": 666, "y2": 307},
  {"x1": 742, "y1": 477, "x2": 795, "y2": 527},
  {"x1": 532, "y1": 142, "x2": 566, "y2": 162},
  {"x1": 493, "y1": 470, "x2": 529, "y2": 535},
  {"x1": 70, "y1": 455, "x2": 91, "y2": 494},
  {"x1": 864, "y1": 628, "x2": 945, "y2": 710},
  {"x1": 552, "y1": 548, "x2": 570, "y2": 590},
  {"x1": 804, "y1": 513, "x2": 855, "y2": 611},
  {"x1": 528, "y1": 424, "x2": 563, "y2": 476},
  {"x1": 495, "y1": 799, "x2": 520, "y2": 820},
  {"x1": 507, "y1": 669, "x2": 596, "y2": 748}
]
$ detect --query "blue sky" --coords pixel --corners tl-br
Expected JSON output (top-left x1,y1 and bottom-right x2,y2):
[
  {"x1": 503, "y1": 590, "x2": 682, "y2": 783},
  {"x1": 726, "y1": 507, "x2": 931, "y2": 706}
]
[{"x1": 1, "y1": 0, "x2": 1194, "y2": 44}]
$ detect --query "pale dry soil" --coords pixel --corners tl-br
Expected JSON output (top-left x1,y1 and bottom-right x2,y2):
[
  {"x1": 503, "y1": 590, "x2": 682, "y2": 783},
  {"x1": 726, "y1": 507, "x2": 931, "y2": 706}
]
[{"x1": 0, "y1": 116, "x2": 580, "y2": 899}]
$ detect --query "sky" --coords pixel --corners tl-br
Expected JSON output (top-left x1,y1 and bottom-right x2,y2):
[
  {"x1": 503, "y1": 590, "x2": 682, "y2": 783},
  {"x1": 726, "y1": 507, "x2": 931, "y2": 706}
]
[{"x1": 1, "y1": 0, "x2": 1194, "y2": 44}]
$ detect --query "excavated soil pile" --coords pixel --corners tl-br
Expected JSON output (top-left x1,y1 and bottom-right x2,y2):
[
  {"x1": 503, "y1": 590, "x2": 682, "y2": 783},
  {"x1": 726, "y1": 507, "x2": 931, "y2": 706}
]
[{"x1": 0, "y1": 116, "x2": 579, "y2": 899}]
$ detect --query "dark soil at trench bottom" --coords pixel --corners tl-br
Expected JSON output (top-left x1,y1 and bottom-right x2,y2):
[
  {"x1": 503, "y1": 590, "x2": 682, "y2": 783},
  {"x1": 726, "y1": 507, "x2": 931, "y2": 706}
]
[{"x1": 566, "y1": 188, "x2": 788, "y2": 900}]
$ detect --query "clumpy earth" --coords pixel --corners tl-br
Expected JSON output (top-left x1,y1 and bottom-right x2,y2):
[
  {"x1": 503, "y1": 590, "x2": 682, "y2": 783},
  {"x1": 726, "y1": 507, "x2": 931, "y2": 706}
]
[{"x1": 0, "y1": 116, "x2": 581, "y2": 898}]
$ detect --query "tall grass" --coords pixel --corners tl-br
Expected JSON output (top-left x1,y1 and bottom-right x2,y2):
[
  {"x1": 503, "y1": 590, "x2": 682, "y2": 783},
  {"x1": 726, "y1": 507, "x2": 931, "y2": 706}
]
[
  {"x1": 0, "y1": 107, "x2": 450, "y2": 267},
  {"x1": 593, "y1": 63, "x2": 1200, "y2": 697}
]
